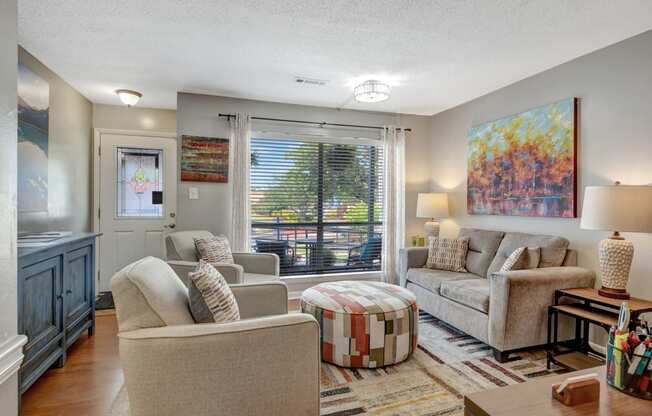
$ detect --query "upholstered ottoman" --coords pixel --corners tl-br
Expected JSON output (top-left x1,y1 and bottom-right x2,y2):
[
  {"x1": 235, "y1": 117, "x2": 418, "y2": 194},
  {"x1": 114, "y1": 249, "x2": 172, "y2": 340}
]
[{"x1": 300, "y1": 281, "x2": 418, "y2": 368}]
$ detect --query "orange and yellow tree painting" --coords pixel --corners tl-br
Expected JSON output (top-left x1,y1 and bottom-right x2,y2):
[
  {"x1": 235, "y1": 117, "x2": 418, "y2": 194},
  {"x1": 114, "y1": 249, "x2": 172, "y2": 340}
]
[{"x1": 467, "y1": 98, "x2": 577, "y2": 217}]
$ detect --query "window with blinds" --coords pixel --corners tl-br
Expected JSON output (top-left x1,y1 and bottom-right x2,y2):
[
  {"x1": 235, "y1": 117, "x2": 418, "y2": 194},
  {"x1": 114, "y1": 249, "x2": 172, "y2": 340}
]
[{"x1": 250, "y1": 137, "x2": 384, "y2": 276}]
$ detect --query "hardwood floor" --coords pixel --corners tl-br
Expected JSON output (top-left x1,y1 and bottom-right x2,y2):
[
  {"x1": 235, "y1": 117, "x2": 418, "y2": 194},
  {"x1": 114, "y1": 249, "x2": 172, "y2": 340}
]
[
  {"x1": 20, "y1": 313, "x2": 123, "y2": 416},
  {"x1": 20, "y1": 301, "x2": 302, "y2": 415}
]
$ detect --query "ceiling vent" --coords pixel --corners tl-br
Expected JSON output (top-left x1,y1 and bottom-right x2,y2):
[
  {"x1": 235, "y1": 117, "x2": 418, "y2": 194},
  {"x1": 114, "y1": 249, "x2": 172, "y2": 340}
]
[{"x1": 294, "y1": 76, "x2": 328, "y2": 86}]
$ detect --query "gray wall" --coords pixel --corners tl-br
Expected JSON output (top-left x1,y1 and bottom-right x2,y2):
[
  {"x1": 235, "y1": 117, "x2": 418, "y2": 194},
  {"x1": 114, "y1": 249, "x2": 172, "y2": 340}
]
[
  {"x1": 430, "y1": 30, "x2": 652, "y2": 308},
  {"x1": 93, "y1": 103, "x2": 176, "y2": 133},
  {"x1": 0, "y1": 0, "x2": 19, "y2": 413},
  {"x1": 18, "y1": 47, "x2": 93, "y2": 233},
  {"x1": 177, "y1": 93, "x2": 432, "y2": 242}
]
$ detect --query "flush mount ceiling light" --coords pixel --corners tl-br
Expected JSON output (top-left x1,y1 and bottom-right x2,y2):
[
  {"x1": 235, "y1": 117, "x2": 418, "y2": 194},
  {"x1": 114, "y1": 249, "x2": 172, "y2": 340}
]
[
  {"x1": 115, "y1": 89, "x2": 142, "y2": 107},
  {"x1": 353, "y1": 80, "x2": 390, "y2": 103}
]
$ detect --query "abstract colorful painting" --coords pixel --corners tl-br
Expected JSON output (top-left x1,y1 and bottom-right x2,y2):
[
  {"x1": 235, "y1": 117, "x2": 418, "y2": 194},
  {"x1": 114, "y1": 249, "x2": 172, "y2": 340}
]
[
  {"x1": 467, "y1": 98, "x2": 577, "y2": 217},
  {"x1": 17, "y1": 64, "x2": 49, "y2": 213},
  {"x1": 180, "y1": 135, "x2": 229, "y2": 182}
]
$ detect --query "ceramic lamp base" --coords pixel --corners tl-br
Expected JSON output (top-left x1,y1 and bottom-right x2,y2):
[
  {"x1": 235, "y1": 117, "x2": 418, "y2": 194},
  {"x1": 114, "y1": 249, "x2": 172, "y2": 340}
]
[
  {"x1": 597, "y1": 237, "x2": 633, "y2": 299},
  {"x1": 424, "y1": 221, "x2": 440, "y2": 238}
]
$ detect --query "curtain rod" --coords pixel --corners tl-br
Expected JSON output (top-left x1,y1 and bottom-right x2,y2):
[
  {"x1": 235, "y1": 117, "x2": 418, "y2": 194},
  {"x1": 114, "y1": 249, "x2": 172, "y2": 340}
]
[{"x1": 218, "y1": 113, "x2": 412, "y2": 132}]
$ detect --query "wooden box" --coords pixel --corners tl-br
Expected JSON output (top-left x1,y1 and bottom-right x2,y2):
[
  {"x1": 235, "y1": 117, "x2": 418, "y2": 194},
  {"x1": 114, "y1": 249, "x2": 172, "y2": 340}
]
[{"x1": 551, "y1": 379, "x2": 600, "y2": 406}]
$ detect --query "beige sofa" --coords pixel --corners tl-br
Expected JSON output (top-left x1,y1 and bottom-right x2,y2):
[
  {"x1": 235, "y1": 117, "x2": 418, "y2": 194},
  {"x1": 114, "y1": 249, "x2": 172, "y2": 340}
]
[
  {"x1": 165, "y1": 230, "x2": 280, "y2": 285},
  {"x1": 111, "y1": 256, "x2": 320, "y2": 416},
  {"x1": 399, "y1": 228, "x2": 595, "y2": 362}
]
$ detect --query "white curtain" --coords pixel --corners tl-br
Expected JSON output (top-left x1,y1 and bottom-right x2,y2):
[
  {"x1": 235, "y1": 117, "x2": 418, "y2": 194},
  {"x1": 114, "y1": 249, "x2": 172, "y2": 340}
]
[
  {"x1": 381, "y1": 126, "x2": 406, "y2": 284},
  {"x1": 229, "y1": 113, "x2": 252, "y2": 252}
]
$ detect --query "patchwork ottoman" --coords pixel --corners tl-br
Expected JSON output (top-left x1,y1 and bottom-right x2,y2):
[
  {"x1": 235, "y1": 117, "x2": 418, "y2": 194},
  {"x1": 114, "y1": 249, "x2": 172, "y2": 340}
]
[{"x1": 300, "y1": 281, "x2": 418, "y2": 368}]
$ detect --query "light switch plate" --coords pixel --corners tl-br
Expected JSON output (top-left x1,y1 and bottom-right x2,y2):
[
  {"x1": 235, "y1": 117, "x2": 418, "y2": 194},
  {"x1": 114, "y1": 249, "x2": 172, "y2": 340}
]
[{"x1": 188, "y1": 187, "x2": 199, "y2": 200}]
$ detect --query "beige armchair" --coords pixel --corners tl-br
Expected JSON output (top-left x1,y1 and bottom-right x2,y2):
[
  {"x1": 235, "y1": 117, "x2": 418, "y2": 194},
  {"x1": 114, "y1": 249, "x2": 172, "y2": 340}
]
[
  {"x1": 165, "y1": 230, "x2": 280, "y2": 285},
  {"x1": 111, "y1": 256, "x2": 320, "y2": 416}
]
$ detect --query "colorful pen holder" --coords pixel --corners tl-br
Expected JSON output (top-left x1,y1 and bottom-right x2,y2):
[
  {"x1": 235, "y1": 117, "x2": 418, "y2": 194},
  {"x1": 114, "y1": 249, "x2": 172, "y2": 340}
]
[{"x1": 606, "y1": 336, "x2": 652, "y2": 400}]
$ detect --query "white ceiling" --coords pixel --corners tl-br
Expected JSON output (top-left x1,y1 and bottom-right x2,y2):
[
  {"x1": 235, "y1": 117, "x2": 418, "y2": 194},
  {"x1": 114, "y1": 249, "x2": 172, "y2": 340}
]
[{"x1": 18, "y1": 1, "x2": 652, "y2": 115}]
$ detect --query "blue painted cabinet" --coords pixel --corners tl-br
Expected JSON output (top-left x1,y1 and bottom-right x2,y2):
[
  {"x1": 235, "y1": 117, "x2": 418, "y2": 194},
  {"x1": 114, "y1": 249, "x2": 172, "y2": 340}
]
[{"x1": 18, "y1": 233, "x2": 98, "y2": 394}]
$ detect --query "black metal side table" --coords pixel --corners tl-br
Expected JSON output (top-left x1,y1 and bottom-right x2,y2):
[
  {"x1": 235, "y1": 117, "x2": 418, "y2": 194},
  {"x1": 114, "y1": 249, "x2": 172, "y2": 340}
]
[{"x1": 546, "y1": 288, "x2": 648, "y2": 371}]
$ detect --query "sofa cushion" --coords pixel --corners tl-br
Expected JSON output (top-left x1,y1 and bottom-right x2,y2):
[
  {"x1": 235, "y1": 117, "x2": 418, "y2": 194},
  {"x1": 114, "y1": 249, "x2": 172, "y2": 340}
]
[
  {"x1": 487, "y1": 232, "x2": 569, "y2": 277},
  {"x1": 111, "y1": 256, "x2": 195, "y2": 332},
  {"x1": 499, "y1": 247, "x2": 541, "y2": 271},
  {"x1": 458, "y1": 228, "x2": 505, "y2": 277},
  {"x1": 439, "y1": 278, "x2": 490, "y2": 314},
  {"x1": 426, "y1": 237, "x2": 469, "y2": 272},
  {"x1": 406, "y1": 268, "x2": 475, "y2": 293}
]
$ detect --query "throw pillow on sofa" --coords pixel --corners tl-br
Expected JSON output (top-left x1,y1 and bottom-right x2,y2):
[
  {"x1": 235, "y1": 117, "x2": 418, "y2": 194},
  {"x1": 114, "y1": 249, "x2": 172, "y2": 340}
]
[
  {"x1": 188, "y1": 260, "x2": 240, "y2": 324},
  {"x1": 426, "y1": 237, "x2": 469, "y2": 272},
  {"x1": 499, "y1": 247, "x2": 541, "y2": 271},
  {"x1": 194, "y1": 235, "x2": 235, "y2": 264}
]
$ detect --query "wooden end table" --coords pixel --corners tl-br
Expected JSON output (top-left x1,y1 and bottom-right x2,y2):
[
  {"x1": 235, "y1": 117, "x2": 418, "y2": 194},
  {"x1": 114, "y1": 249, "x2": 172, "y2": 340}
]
[{"x1": 547, "y1": 288, "x2": 652, "y2": 371}]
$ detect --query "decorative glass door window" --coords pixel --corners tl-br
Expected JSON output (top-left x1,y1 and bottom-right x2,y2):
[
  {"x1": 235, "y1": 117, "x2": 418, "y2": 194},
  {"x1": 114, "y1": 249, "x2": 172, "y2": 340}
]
[{"x1": 116, "y1": 147, "x2": 164, "y2": 218}]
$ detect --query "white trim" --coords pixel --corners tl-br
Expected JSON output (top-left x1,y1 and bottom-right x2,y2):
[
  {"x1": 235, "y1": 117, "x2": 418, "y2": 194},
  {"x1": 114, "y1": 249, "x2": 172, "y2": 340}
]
[
  {"x1": 283, "y1": 271, "x2": 381, "y2": 299},
  {"x1": 92, "y1": 128, "x2": 178, "y2": 294},
  {"x1": 589, "y1": 341, "x2": 607, "y2": 356},
  {"x1": 0, "y1": 335, "x2": 27, "y2": 385}
]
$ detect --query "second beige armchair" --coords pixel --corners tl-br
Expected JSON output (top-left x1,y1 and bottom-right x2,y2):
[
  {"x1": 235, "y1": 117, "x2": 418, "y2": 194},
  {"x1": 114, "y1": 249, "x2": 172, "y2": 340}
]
[{"x1": 165, "y1": 230, "x2": 280, "y2": 285}]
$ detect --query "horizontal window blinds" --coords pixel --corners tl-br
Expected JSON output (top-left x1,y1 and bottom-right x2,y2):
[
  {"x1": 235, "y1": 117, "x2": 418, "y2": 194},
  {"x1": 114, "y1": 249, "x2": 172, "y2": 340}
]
[{"x1": 250, "y1": 137, "x2": 384, "y2": 275}]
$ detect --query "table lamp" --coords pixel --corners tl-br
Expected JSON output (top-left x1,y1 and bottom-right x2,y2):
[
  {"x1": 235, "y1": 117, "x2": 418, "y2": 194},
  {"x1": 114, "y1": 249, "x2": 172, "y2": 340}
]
[
  {"x1": 580, "y1": 184, "x2": 652, "y2": 299},
  {"x1": 416, "y1": 193, "x2": 449, "y2": 238}
]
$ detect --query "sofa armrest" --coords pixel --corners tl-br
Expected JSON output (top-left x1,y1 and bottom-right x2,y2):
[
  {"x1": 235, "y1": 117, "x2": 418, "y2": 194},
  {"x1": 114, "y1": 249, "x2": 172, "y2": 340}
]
[
  {"x1": 118, "y1": 314, "x2": 320, "y2": 416},
  {"x1": 230, "y1": 282, "x2": 288, "y2": 319},
  {"x1": 488, "y1": 267, "x2": 596, "y2": 351},
  {"x1": 167, "y1": 260, "x2": 244, "y2": 285},
  {"x1": 233, "y1": 252, "x2": 280, "y2": 276},
  {"x1": 399, "y1": 247, "x2": 429, "y2": 287}
]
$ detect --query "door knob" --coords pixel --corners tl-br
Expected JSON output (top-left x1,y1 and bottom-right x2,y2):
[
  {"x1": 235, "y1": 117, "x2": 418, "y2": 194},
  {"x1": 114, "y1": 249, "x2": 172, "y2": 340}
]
[{"x1": 165, "y1": 224, "x2": 176, "y2": 229}]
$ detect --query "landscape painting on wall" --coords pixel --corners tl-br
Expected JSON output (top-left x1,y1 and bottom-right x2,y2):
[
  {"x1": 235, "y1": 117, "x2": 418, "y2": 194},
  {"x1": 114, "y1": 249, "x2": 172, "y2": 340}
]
[
  {"x1": 467, "y1": 98, "x2": 577, "y2": 218},
  {"x1": 17, "y1": 64, "x2": 49, "y2": 213},
  {"x1": 180, "y1": 135, "x2": 229, "y2": 182}
]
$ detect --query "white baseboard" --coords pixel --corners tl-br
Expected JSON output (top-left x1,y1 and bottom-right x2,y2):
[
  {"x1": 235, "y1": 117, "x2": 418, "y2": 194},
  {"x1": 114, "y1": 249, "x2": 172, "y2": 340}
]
[
  {"x1": 0, "y1": 335, "x2": 27, "y2": 386},
  {"x1": 283, "y1": 271, "x2": 382, "y2": 300}
]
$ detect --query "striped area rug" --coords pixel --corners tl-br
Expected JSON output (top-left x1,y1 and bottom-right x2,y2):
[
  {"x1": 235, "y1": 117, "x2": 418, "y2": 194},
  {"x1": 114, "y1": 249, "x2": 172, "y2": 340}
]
[{"x1": 319, "y1": 311, "x2": 567, "y2": 415}]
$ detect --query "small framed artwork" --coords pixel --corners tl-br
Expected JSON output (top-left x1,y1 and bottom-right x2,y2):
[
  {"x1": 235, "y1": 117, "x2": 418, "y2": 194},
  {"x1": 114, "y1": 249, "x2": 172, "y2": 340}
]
[
  {"x1": 180, "y1": 135, "x2": 229, "y2": 183},
  {"x1": 467, "y1": 97, "x2": 578, "y2": 218}
]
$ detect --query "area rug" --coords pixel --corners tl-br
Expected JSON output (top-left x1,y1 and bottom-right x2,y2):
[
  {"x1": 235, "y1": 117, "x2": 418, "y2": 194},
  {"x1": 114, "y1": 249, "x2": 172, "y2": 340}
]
[{"x1": 110, "y1": 312, "x2": 566, "y2": 416}]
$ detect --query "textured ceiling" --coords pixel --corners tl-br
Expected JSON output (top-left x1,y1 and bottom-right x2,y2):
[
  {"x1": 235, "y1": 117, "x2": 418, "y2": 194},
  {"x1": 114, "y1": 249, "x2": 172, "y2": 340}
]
[{"x1": 18, "y1": 0, "x2": 652, "y2": 114}]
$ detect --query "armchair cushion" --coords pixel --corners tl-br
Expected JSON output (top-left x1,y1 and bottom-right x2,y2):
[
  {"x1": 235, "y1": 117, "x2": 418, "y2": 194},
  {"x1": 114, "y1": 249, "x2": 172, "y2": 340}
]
[
  {"x1": 111, "y1": 257, "x2": 195, "y2": 332},
  {"x1": 165, "y1": 230, "x2": 214, "y2": 261},
  {"x1": 194, "y1": 235, "x2": 234, "y2": 264},
  {"x1": 188, "y1": 260, "x2": 240, "y2": 324}
]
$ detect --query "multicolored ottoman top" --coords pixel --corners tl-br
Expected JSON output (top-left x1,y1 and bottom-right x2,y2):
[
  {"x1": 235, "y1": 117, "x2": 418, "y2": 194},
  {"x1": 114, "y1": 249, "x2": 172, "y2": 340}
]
[{"x1": 301, "y1": 281, "x2": 418, "y2": 368}]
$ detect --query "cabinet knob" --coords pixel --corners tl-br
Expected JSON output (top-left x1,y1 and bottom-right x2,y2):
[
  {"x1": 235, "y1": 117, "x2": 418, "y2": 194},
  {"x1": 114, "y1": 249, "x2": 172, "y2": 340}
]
[{"x1": 66, "y1": 290, "x2": 73, "y2": 295}]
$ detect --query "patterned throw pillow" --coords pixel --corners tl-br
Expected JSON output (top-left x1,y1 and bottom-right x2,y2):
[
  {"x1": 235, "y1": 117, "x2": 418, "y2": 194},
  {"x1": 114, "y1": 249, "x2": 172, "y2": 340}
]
[
  {"x1": 426, "y1": 237, "x2": 469, "y2": 272},
  {"x1": 194, "y1": 236, "x2": 234, "y2": 264},
  {"x1": 188, "y1": 260, "x2": 240, "y2": 324},
  {"x1": 500, "y1": 247, "x2": 541, "y2": 272}
]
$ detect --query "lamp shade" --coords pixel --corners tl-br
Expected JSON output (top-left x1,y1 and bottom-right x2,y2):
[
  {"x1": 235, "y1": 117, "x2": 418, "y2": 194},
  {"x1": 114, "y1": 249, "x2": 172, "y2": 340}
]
[
  {"x1": 416, "y1": 193, "x2": 449, "y2": 219},
  {"x1": 580, "y1": 185, "x2": 652, "y2": 232}
]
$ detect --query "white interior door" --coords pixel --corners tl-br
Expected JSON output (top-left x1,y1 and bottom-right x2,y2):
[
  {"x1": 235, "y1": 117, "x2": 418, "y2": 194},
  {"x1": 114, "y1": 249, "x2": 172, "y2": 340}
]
[{"x1": 98, "y1": 133, "x2": 177, "y2": 292}]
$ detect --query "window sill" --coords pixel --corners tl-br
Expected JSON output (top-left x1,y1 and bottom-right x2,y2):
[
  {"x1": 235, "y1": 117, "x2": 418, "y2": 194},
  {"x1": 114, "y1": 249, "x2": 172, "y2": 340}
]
[{"x1": 282, "y1": 271, "x2": 382, "y2": 299}]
